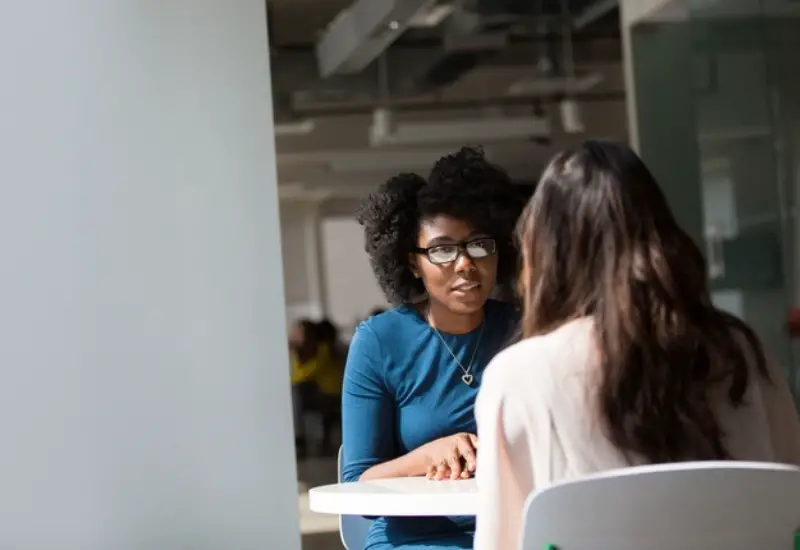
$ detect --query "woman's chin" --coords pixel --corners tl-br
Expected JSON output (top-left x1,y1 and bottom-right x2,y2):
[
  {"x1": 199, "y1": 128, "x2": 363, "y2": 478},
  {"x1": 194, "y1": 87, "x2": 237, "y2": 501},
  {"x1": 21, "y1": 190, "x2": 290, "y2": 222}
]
[{"x1": 446, "y1": 292, "x2": 488, "y2": 315}]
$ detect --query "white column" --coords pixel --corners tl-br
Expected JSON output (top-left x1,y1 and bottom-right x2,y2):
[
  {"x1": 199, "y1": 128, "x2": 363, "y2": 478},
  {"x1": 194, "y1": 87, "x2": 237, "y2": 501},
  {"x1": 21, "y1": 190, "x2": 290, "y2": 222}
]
[{"x1": 0, "y1": 3, "x2": 299, "y2": 549}]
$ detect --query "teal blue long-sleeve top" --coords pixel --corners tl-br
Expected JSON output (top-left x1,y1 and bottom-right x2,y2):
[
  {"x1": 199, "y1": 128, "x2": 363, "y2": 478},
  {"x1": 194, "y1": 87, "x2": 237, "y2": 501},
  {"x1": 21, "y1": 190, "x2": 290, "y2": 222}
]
[{"x1": 341, "y1": 299, "x2": 518, "y2": 550}]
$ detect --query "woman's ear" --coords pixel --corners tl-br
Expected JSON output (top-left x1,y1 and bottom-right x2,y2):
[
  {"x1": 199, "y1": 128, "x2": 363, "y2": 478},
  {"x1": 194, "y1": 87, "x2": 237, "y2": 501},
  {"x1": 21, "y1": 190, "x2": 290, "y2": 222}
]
[{"x1": 408, "y1": 253, "x2": 421, "y2": 279}]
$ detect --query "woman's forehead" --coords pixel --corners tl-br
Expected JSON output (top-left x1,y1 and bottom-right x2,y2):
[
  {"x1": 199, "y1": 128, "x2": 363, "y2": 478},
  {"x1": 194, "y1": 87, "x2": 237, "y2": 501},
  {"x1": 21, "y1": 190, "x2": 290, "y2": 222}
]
[{"x1": 418, "y1": 214, "x2": 480, "y2": 242}]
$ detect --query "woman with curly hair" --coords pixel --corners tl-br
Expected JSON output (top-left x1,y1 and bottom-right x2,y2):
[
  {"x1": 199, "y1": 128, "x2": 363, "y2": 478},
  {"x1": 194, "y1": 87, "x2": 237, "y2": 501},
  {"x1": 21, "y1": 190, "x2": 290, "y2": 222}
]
[{"x1": 340, "y1": 147, "x2": 524, "y2": 549}]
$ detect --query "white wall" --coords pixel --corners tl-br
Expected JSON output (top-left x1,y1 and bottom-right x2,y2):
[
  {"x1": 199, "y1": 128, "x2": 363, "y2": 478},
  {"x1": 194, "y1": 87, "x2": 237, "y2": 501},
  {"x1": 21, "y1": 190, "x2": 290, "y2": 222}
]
[
  {"x1": 281, "y1": 198, "x2": 382, "y2": 330},
  {"x1": 280, "y1": 200, "x2": 326, "y2": 325},
  {"x1": 0, "y1": 3, "x2": 300, "y2": 549},
  {"x1": 280, "y1": 202, "x2": 315, "y2": 306},
  {"x1": 280, "y1": 202, "x2": 389, "y2": 334},
  {"x1": 320, "y1": 218, "x2": 388, "y2": 334}
]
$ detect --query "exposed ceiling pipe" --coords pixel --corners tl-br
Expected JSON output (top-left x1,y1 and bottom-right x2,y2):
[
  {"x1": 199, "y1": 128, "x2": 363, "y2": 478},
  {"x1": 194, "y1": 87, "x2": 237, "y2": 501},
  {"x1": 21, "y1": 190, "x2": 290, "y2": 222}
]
[
  {"x1": 573, "y1": 0, "x2": 619, "y2": 30},
  {"x1": 289, "y1": 89, "x2": 624, "y2": 117},
  {"x1": 272, "y1": 40, "x2": 622, "y2": 100},
  {"x1": 275, "y1": 29, "x2": 622, "y2": 54},
  {"x1": 411, "y1": 6, "x2": 508, "y2": 91}
]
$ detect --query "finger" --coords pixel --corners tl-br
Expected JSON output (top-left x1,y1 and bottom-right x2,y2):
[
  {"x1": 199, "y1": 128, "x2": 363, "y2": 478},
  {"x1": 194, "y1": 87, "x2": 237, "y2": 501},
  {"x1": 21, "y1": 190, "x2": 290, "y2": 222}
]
[
  {"x1": 457, "y1": 438, "x2": 477, "y2": 472},
  {"x1": 468, "y1": 433, "x2": 479, "y2": 449},
  {"x1": 460, "y1": 468, "x2": 471, "y2": 479},
  {"x1": 447, "y1": 452, "x2": 462, "y2": 480},
  {"x1": 435, "y1": 462, "x2": 449, "y2": 481},
  {"x1": 426, "y1": 464, "x2": 437, "y2": 480}
]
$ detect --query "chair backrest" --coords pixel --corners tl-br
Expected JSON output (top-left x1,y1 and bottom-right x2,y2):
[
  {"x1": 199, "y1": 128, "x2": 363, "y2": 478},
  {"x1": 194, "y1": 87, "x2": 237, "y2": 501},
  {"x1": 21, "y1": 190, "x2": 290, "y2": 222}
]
[
  {"x1": 337, "y1": 446, "x2": 373, "y2": 550},
  {"x1": 520, "y1": 461, "x2": 800, "y2": 550}
]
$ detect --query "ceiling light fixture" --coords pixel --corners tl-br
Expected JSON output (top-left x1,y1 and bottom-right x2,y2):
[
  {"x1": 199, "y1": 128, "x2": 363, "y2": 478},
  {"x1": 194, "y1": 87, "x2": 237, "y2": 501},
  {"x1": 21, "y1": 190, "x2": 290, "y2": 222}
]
[{"x1": 274, "y1": 119, "x2": 316, "y2": 137}]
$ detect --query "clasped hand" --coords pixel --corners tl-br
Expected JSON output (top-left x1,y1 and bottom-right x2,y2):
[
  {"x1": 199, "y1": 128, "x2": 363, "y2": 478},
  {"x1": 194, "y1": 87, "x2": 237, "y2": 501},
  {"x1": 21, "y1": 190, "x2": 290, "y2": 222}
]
[{"x1": 416, "y1": 433, "x2": 478, "y2": 481}]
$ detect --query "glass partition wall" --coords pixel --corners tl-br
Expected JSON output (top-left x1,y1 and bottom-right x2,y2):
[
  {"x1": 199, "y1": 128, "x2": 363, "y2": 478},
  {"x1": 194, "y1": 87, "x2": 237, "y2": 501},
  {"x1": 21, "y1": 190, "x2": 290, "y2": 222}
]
[
  {"x1": 630, "y1": 0, "x2": 799, "y2": 403},
  {"x1": 690, "y1": 0, "x2": 800, "y2": 401}
]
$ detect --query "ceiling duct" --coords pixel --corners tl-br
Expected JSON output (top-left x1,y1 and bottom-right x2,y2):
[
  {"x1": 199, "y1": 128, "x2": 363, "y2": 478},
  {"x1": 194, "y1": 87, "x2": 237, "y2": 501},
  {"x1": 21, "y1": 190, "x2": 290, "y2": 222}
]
[
  {"x1": 408, "y1": 3, "x2": 455, "y2": 27},
  {"x1": 411, "y1": 0, "x2": 557, "y2": 91},
  {"x1": 413, "y1": 8, "x2": 508, "y2": 90},
  {"x1": 368, "y1": 107, "x2": 551, "y2": 147},
  {"x1": 315, "y1": 0, "x2": 440, "y2": 78}
]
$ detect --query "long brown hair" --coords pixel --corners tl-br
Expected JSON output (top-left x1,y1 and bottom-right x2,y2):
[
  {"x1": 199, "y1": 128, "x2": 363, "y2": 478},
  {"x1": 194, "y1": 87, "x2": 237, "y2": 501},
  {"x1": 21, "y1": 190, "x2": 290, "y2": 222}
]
[{"x1": 517, "y1": 140, "x2": 768, "y2": 462}]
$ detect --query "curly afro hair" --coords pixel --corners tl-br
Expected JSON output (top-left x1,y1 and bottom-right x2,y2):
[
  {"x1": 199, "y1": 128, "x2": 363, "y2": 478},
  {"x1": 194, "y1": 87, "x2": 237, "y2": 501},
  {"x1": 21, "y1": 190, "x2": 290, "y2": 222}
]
[{"x1": 356, "y1": 146, "x2": 525, "y2": 305}]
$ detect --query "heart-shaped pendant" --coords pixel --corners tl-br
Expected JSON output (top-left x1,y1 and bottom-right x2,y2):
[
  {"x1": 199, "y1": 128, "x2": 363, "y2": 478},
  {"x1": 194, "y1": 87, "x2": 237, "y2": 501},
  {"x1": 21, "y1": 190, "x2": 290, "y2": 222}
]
[{"x1": 461, "y1": 373, "x2": 474, "y2": 386}]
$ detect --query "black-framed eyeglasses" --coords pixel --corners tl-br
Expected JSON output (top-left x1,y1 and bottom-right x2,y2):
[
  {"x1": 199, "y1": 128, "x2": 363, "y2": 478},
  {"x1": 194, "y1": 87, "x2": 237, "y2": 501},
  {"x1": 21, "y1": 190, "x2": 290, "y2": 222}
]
[{"x1": 414, "y1": 238, "x2": 497, "y2": 265}]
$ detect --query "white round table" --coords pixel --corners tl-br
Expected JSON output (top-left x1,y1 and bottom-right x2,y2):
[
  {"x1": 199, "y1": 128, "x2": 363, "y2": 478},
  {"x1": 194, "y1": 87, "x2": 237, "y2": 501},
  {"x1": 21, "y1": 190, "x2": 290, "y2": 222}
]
[{"x1": 309, "y1": 477, "x2": 478, "y2": 517}]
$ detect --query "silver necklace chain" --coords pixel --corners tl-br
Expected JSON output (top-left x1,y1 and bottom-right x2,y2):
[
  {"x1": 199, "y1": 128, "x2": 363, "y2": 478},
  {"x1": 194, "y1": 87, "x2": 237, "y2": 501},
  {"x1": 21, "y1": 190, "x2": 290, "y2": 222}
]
[{"x1": 432, "y1": 321, "x2": 485, "y2": 386}]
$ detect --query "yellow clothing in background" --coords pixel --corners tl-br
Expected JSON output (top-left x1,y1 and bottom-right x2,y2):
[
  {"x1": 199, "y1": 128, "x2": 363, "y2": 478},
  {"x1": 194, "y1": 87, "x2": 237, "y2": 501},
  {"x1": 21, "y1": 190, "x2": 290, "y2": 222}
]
[
  {"x1": 290, "y1": 354, "x2": 319, "y2": 385},
  {"x1": 314, "y1": 343, "x2": 343, "y2": 395},
  {"x1": 290, "y1": 343, "x2": 342, "y2": 395}
]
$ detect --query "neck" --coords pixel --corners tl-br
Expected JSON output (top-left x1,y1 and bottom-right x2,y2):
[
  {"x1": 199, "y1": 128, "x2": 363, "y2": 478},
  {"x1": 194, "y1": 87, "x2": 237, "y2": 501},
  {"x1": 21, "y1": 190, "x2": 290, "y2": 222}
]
[{"x1": 425, "y1": 300, "x2": 485, "y2": 335}]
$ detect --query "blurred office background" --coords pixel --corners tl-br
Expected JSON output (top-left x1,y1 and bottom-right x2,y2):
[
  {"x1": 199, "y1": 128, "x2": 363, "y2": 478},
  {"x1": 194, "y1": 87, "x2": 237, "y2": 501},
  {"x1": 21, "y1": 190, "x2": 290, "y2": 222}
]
[{"x1": 273, "y1": 2, "x2": 800, "y2": 546}]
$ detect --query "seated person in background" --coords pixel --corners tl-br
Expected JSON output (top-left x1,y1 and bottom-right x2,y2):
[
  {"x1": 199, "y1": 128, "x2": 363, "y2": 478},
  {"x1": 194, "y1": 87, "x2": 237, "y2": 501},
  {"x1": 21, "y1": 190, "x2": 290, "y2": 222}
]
[
  {"x1": 473, "y1": 140, "x2": 800, "y2": 550},
  {"x1": 314, "y1": 319, "x2": 346, "y2": 455},
  {"x1": 289, "y1": 319, "x2": 321, "y2": 457},
  {"x1": 342, "y1": 147, "x2": 524, "y2": 550}
]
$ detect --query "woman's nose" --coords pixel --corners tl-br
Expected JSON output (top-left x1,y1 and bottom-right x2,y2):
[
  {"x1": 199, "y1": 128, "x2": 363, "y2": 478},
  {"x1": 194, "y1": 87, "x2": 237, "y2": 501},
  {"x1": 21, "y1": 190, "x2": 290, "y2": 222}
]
[{"x1": 454, "y1": 250, "x2": 476, "y2": 273}]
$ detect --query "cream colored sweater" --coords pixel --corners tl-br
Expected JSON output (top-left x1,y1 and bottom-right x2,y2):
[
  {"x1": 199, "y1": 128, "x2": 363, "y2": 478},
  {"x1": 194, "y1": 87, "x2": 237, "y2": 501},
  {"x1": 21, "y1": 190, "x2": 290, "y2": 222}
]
[{"x1": 473, "y1": 317, "x2": 800, "y2": 550}]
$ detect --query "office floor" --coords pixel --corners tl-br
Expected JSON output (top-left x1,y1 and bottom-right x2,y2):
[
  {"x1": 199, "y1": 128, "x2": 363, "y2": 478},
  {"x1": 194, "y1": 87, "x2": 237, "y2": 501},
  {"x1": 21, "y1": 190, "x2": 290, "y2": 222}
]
[{"x1": 298, "y1": 456, "x2": 342, "y2": 550}]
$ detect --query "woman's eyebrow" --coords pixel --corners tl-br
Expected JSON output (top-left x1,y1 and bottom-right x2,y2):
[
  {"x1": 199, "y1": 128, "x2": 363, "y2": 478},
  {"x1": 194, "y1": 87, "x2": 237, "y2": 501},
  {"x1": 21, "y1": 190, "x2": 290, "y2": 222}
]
[
  {"x1": 424, "y1": 233, "x2": 489, "y2": 247},
  {"x1": 424, "y1": 236, "x2": 457, "y2": 247}
]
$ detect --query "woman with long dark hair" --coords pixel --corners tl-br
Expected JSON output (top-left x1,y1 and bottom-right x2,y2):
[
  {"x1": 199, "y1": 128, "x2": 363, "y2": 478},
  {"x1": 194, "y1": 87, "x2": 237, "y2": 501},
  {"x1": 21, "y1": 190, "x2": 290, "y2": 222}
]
[{"x1": 473, "y1": 140, "x2": 800, "y2": 550}]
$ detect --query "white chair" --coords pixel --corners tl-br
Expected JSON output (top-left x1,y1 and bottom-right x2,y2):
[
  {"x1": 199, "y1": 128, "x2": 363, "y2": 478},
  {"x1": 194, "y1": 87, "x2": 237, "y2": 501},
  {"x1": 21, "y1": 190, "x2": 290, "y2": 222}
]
[
  {"x1": 337, "y1": 446, "x2": 372, "y2": 550},
  {"x1": 520, "y1": 461, "x2": 800, "y2": 550}
]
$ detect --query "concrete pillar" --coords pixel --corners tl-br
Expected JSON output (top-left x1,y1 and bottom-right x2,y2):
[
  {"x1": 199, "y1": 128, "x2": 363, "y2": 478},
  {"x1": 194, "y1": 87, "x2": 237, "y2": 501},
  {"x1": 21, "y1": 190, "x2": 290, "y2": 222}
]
[{"x1": 0, "y1": 2, "x2": 300, "y2": 549}]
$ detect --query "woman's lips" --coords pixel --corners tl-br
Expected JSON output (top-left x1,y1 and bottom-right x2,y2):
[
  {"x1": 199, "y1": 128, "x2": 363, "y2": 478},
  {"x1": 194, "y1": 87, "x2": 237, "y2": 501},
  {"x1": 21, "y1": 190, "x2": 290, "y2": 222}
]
[{"x1": 451, "y1": 281, "x2": 481, "y2": 296}]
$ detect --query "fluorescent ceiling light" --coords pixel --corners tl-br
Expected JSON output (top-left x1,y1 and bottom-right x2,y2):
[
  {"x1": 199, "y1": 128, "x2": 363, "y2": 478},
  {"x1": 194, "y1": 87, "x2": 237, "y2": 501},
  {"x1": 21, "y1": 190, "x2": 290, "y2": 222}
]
[
  {"x1": 507, "y1": 73, "x2": 603, "y2": 96},
  {"x1": 278, "y1": 182, "x2": 332, "y2": 201},
  {"x1": 274, "y1": 119, "x2": 316, "y2": 137}
]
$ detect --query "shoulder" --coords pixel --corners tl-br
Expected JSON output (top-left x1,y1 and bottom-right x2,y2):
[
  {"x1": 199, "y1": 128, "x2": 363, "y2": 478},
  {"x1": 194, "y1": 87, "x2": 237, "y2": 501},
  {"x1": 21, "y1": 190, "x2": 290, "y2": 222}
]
[
  {"x1": 480, "y1": 317, "x2": 595, "y2": 404},
  {"x1": 346, "y1": 307, "x2": 424, "y2": 388},
  {"x1": 349, "y1": 306, "x2": 422, "y2": 356},
  {"x1": 361, "y1": 305, "x2": 423, "y2": 339}
]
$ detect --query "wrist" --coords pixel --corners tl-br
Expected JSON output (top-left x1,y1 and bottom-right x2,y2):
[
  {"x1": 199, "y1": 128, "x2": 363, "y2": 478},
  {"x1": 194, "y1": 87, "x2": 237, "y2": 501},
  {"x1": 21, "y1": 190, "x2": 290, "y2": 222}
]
[{"x1": 403, "y1": 446, "x2": 432, "y2": 477}]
